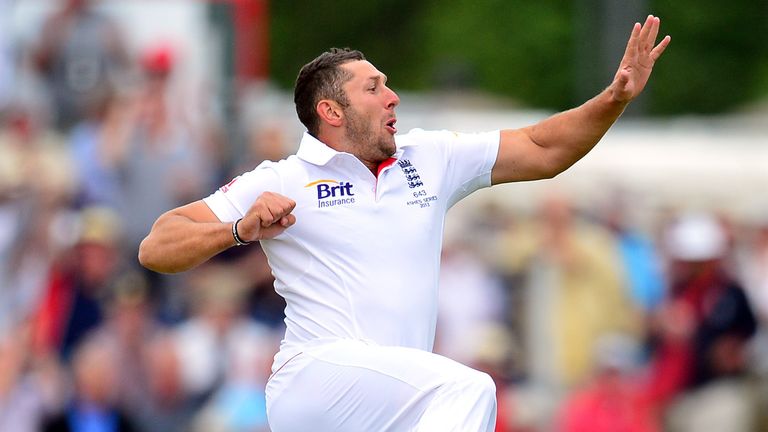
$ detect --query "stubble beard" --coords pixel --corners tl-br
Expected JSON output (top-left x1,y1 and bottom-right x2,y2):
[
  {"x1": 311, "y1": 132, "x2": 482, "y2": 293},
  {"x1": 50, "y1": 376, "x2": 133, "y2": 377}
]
[{"x1": 344, "y1": 106, "x2": 396, "y2": 164}]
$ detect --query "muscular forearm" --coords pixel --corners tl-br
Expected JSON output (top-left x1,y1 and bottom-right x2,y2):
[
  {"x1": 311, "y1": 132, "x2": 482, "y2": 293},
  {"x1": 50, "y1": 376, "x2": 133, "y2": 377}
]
[
  {"x1": 138, "y1": 211, "x2": 236, "y2": 274},
  {"x1": 525, "y1": 87, "x2": 628, "y2": 175},
  {"x1": 493, "y1": 87, "x2": 630, "y2": 184}
]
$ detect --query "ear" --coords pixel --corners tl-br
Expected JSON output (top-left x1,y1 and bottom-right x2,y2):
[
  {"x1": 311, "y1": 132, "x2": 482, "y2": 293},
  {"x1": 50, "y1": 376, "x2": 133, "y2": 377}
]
[{"x1": 316, "y1": 100, "x2": 344, "y2": 128}]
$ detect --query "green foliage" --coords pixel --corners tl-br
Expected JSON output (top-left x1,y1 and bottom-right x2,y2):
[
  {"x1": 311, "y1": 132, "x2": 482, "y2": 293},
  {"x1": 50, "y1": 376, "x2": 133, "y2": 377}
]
[
  {"x1": 269, "y1": 1, "x2": 431, "y2": 92},
  {"x1": 269, "y1": 0, "x2": 768, "y2": 115},
  {"x1": 269, "y1": 1, "x2": 573, "y2": 108},
  {"x1": 649, "y1": 0, "x2": 768, "y2": 114},
  {"x1": 421, "y1": 0, "x2": 574, "y2": 109}
]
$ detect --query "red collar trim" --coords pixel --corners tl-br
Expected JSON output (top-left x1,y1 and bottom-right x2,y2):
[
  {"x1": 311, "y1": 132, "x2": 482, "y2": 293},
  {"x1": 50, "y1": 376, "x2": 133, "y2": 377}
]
[{"x1": 377, "y1": 157, "x2": 397, "y2": 178}]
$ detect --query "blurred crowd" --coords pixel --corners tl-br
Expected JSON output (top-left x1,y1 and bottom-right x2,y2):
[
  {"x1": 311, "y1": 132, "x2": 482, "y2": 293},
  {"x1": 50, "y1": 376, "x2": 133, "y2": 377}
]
[
  {"x1": 1, "y1": 1, "x2": 767, "y2": 432},
  {"x1": 439, "y1": 194, "x2": 768, "y2": 432}
]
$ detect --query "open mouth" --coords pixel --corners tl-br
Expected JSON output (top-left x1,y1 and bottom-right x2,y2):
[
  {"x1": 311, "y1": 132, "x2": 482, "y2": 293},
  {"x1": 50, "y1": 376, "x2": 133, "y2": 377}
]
[{"x1": 385, "y1": 118, "x2": 397, "y2": 134}]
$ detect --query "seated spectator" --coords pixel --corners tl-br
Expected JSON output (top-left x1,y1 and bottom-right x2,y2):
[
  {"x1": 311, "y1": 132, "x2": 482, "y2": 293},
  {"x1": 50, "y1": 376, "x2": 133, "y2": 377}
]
[
  {"x1": 0, "y1": 324, "x2": 64, "y2": 432},
  {"x1": 33, "y1": 206, "x2": 123, "y2": 361},
  {"x1": 136, "y1": 333, "x2": 197, "y2": 432},
  {"x1": 87, "y1": 272, "x2": 164, "y2": 422},
  {"x1": 31, "y1": 0, "x2": 129, "y2": 131},
  {"x1": 41, "y1": 336, "x2": 138, "y2": 432},
  {"x1": 171, "y1": 264, "x2": 279, "y2": 416}
]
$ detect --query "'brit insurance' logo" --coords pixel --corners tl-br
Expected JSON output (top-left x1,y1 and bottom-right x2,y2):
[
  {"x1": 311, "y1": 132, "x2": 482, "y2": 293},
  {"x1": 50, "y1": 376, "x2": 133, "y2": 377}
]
[{"x1": 305, "y1": 179, "x2": 356, "y2": 208}]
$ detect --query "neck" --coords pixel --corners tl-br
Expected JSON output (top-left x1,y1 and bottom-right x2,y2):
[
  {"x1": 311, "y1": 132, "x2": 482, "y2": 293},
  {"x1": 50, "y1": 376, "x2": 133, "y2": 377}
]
[
  {"x1": 355, "y1": 153, "x2": 379, "y2": 174},
  {"x1": 317, "y1": 129, "x2": 378, "y2": 174}
]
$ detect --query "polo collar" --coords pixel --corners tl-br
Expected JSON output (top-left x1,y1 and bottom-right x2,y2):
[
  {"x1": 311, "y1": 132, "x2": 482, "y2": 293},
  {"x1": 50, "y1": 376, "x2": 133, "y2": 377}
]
[
  {"x1": 295, "y1": 132, "x2": 405, "y2": 166},
  {"x1": 296, "y1": 132, "x2": 340, "y2": 166}
]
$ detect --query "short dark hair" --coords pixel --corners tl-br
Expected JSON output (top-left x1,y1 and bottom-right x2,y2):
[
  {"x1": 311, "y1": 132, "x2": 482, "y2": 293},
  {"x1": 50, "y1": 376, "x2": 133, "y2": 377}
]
[{"x1": 294, "y1": 48, "x2": 365, "y2": 137}]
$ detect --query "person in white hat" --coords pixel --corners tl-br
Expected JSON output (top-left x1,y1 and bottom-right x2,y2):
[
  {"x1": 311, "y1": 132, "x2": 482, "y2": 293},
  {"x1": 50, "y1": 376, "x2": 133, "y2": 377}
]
[{"x1": 662, "y1": 212, "x2": 757, "y2": 387}]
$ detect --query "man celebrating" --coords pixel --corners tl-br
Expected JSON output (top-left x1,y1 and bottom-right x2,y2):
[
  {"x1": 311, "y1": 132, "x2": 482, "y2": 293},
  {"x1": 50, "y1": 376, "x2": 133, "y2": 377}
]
[{"x1": 139, "y1": 15, "x2": 669, "y2": 431}]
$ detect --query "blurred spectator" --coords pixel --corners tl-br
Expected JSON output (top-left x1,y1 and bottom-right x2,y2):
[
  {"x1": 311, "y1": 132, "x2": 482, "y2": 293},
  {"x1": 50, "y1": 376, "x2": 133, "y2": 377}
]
[
  {"x1": 137, "y1": 333, "x2": 196, "y2": 432},
  {"x1": 647, "y1": 212, "x2": 758, "y2": 430},
  {"x1": 436, "y1": 220, "x2": 506, "y2": 366},
  {"x1": 601, "y1": 193, "x2": 666, "y2": 314},
  {"x1": 171, "y1": 264, "x2": 278, "y2": 431},
  {"x1": 69, "y1": 92, "x2": 130, "y2": 210},
  {"x1": 665, "y1": 378, "x2": 759, "y2": 432},
  {"x1": 663, "y1": 212, "x2": 757, "y2": 387},
  {"x1": 739, "y1": 217, "x2": 768, "y2": 429},
  {"x1": 226, "y1": 244, "x2": 286, "y2": 329},
  {"x1": 641, "y1": 297, "x2": 696, "y2": 412},
  {"x1": 112, "y1": 43, "x2": 218, "y2": 252},
  {"x1": 558, "y1": 333, "x2": 659, "y2": 432},
  {"x1": 0, "y1": 105, "x2": 74, "y2": 333},
  {"x1": 466, "y1": 324, "x2": 520, "y2": 432},
  {"x1": 66, "y1": 42, "x2": 221, "y2": 321},
  {"x1": 31, "y1": 0, "x2": 129, "y2": 131},
  {"x1": 498, "y1": 193, "x2": 640, "y2": 393},
  {"x1": 33, "y1": 206, "x2": 124, "y2": 361},
  {"x1": 0, "y1": 0, "x2": 16, "y2": 113},
  {"x1": 0, "y1": 106, "x2": 74, "y2": 200},
  {"x1": 87, "y1": 272, "x2": 163, "y2": 422},
  {"x1": 740, "y1": 218, "x2": 768, "y2": 323},
  {"x1": 41, "y1": 335, "x2": 138, "y2": 432},
  {"x1": 0, "y1": 323, "x2": 64, "y2": 432}
]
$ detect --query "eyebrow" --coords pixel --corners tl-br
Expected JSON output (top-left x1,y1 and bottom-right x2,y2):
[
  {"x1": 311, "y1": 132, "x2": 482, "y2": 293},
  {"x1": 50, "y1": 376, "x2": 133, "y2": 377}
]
[{"x1": 366, "y1": 74, "x2": 388, "y2": 85}]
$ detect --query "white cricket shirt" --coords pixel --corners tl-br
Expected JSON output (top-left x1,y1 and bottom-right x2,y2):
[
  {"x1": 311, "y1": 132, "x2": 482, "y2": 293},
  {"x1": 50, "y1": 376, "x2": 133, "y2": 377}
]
[{"x1": 204, "y1": 129, "x2": 500, "y2": 372}]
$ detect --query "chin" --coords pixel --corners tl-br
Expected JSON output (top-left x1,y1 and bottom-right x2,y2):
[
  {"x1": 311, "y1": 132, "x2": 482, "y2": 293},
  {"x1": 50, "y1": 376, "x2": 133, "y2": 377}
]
[
  {"x1": 383, "y1": 144, "x2": 396, "y2": 158},
  {"x1": 384, "y1": 136, "x2": 397, "y2": 155}
]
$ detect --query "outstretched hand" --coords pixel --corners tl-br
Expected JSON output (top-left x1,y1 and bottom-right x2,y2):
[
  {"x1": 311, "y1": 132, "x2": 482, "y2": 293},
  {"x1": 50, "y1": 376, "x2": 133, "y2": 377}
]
[{"x1": 610, "y1": 15, "x2": 671, "y2": 103}]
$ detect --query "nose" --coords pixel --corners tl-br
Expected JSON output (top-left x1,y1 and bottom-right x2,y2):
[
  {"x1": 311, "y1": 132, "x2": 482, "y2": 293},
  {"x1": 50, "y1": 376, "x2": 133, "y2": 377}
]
[{"x1": 385, "y1": 86, "x2": 400, "y2": 109}]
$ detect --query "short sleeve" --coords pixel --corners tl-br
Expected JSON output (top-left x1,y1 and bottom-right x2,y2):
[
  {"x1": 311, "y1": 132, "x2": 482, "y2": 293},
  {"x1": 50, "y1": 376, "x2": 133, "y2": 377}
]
[
  {"x1": 203, "y1": 161, "x2": 282, "y2": 222},
  {"x1": 403, "y1": 129, "x2": 499, "y2": 208},
  {"x1": 445, "y1": 130, "x2": 499, "y2": 206}
]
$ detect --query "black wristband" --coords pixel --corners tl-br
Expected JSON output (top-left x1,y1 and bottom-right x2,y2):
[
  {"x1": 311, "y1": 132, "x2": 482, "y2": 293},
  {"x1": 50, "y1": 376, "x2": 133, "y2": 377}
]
[{"x1": 232, "y1": 218, "x2": 253, "y2": 246}]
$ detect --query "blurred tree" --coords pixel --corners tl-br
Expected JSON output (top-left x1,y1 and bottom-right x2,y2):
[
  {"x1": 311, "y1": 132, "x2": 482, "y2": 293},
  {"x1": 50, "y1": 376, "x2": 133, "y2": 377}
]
[
  {"x1": 268, "y1": 0, "x2": 768, "y2": 115},
  {"x1": 574, "y1": 0, "x2": 649, "y2": 116},
  {"x1": 649, "y1": 0, "x2": 768, "y2": 114},
  {"x1": 421, "y1": 0, "x2": 574, "y2": 109},
  {"x1": 269, "y1": 1, "x2": 573, "y2": 108},
  {"x1": 269, "y1": 1, "x2": 431, "y2": 93}
]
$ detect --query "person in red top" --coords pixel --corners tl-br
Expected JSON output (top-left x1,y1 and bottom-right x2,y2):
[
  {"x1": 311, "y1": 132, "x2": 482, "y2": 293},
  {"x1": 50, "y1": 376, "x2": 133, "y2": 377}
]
[
  {"x1": 642, "y1": 213, "x2": 757, "y2": 420},
  {"x1": 559, "y1": 334, "x2": 658, "y2": 432}
]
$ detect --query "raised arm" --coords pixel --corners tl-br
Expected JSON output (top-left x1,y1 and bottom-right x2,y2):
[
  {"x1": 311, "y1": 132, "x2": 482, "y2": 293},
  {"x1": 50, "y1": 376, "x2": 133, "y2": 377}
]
[
  {"x1": 138, "y1": 192, "x2": 296, "y2": 274},
  {"x1": 491, "y1": 15, "x2": 671, "y2": 185}
]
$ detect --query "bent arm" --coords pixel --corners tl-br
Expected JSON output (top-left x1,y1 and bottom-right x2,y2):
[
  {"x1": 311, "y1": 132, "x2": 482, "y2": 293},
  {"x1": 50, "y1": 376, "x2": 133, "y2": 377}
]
[
  {"x1": 138, "y1": 200, "x2": 236, "y2": 274},
  {"x1": 139, "y1": 191, "x2": 296, "y2": 274}
]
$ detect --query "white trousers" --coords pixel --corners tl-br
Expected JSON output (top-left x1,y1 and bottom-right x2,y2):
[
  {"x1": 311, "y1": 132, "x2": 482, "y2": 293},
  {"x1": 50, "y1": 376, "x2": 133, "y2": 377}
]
[{"x1": 266, "y1": 339, "x2": 497, "y2": 431}]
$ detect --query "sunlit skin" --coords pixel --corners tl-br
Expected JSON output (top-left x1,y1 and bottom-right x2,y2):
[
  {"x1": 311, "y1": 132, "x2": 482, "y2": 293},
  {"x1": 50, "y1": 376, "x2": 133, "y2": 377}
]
[{"x1": 315, "y1": 60, "x2": 400, "y2": 173}]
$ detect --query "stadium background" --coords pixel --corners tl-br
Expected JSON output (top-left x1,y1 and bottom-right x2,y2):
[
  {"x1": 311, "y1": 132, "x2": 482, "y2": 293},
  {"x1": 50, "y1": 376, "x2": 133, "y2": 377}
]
[{"x1": 1, "y1": 0, "x2": 767, "y2": 431}]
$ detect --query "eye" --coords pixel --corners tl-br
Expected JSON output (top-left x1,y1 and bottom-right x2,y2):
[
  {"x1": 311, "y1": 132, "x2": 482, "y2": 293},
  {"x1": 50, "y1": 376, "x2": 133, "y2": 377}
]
[{"x1": 368, "y1": 86, "x2": 377, "y2": 93}]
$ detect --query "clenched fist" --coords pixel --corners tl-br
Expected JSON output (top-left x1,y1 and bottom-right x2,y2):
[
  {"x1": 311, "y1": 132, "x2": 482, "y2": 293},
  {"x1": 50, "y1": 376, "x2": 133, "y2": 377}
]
[{"x1": 237, "y1": 192, "x2": 297, "y2": 242}]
